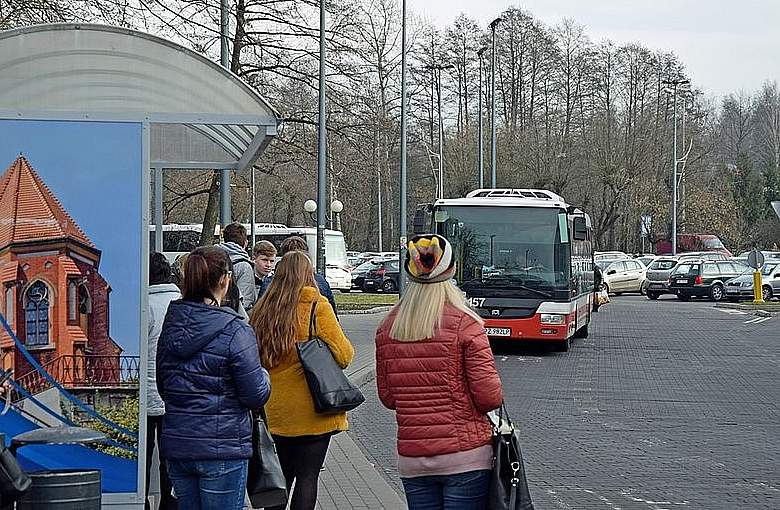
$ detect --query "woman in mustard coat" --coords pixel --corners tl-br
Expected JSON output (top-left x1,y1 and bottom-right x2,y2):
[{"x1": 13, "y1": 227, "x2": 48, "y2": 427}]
[{"x1": 250, "y1": 250, "x2": 354, "y2": 510}]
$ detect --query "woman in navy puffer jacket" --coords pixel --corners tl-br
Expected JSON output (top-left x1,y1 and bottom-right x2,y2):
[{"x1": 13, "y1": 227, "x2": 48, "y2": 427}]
[{"x1": 157, "y1": 246, "x2": 271, "y2": 510}]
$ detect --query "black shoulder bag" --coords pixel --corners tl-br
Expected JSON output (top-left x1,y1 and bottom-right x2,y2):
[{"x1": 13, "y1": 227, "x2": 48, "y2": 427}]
[
  {"x1": 487, "y1": 402, "x2": 535, "y2": 510},
  {"x1": 296, "y1": 302, "x2": 364, "y2": 414},
  {"x1": 246, "y1": 409, "x2": 288, "y2": 508}
]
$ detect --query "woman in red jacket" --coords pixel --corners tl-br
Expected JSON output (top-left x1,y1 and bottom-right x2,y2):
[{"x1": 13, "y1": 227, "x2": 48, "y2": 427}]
[{"x1": 375, "y1": 234, "x2": 504, "y2": 509}]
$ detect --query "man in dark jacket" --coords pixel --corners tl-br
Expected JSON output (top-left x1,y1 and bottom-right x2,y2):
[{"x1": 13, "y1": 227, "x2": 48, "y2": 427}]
[
  {"x1": 257, "y1": 236, "x2": 338, "y2": 315},
  {"x1": 218, "y1": 223, "x2": 257, "y2": 311}
]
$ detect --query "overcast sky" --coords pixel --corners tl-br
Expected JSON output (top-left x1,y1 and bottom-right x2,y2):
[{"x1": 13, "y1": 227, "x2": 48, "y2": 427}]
[{"x1": 415, "y1": 0, "x2": 778, "y2": 100}]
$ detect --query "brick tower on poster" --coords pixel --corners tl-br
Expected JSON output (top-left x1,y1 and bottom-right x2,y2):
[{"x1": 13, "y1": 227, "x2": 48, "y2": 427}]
[{"x1": 0, "y1": 156, "x2": 122, "y2": 389}]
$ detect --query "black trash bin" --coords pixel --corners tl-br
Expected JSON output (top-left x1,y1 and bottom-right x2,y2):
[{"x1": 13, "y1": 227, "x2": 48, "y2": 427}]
[
  {"x1": 17, "y1": 470, "x2": 101, "y2": 510},
  {"x1": 11, "y1": 427, "x2": 106, "y2": 510}
]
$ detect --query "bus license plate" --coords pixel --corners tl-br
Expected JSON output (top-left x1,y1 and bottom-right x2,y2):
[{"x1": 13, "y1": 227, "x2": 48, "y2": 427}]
[{"x1": 486, "y1": 327, "x2": 511, "y2": 337}]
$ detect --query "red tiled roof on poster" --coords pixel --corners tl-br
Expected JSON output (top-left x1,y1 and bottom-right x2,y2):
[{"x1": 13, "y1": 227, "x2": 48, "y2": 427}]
[
  {"x1": 0, "y1": 156, "x2": 94, "y2": 250},
  {"x1": 58, "y1": 256, "x2": 82, "y2": 275},
  {"x1": 0, "y1": 260, "x2": 18, "y2": 283}
]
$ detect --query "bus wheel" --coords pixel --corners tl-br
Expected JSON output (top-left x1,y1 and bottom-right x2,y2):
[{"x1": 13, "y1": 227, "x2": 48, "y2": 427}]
[
  {"x1": 573, "y1": 324, "x2": 589, "y2": 339},
  {"x1": 553, "y1": 337, "x2": 571, "y2": 352}
]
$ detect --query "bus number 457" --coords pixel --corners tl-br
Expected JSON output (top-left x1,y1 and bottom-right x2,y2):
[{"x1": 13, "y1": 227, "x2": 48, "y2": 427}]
[{"x1": 466, "y1": 297, "x2": 486, "y2": 308}]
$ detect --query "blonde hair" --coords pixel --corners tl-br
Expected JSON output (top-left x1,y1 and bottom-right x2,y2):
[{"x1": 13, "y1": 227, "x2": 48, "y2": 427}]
[
  {"x1": 386, "y1": 280, "x2": 482, "y2": 341},
  {"x1": 249, "y1": 251, "x2": 318, "y2": 367}
]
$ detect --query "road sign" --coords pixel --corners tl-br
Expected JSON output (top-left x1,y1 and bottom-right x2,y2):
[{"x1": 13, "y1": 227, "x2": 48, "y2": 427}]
[
  {"x1": 772, "y1": 201, "x2": 780, "y2": 221},
  {"x1": 747, "y1": 249, "x2": 765, "y2": 270},
  {"x1": 640, "y1": 215, "x2": 652, "y2": 238}
]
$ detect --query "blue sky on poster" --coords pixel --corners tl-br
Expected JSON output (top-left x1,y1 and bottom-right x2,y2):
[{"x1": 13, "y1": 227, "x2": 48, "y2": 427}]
[
  {"x1": 0, "y1": 120, "x2": 142, "y2": 355},
  {"x1": 416, "y1": 0, "x2": 779, "y2": 99}
]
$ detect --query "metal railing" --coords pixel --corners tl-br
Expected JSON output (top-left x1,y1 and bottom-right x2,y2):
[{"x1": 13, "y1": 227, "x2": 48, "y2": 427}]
[{"x1": 15, "y1": 355, "x2": 140, "y2": 396}]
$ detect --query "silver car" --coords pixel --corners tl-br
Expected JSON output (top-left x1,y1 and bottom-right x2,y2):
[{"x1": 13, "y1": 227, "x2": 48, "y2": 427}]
[
  {"x1": 725, "y1": 262, "x2": 780, "y2": 301},
  {"x1": 602, "y1": 259, "x2": 647, "y2": 295},
  {"x1": 644, "y1": 257, "x2": 679, "y2": 300}
]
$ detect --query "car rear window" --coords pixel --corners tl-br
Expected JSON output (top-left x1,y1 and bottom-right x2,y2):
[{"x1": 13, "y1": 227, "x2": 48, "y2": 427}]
[
  {"x1": 649, "y1": 260, "x2": 677, "y2": 270},
  {"x1": 674, "y1": 263, "x2": 700, "y2": 275}
]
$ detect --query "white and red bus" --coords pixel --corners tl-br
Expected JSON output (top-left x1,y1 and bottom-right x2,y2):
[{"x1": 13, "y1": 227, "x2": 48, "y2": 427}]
[{"x1": 419, "y1": 188, "x2": 594, "y2": 352}]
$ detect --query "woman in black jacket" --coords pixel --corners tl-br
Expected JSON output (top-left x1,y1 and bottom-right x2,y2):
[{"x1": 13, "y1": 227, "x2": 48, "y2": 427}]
[{"x1": 157, "y1": 246, "x2": 270, "y2": 510}]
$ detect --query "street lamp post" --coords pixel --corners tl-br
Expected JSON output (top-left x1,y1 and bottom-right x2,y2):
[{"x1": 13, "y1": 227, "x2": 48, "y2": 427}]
[
  {"x1": 316, "y1": 0, "x2": 327, "y2": 276},
  {"x1": 398, "y1": 0, "x2": 408, "y2": 294},
  {"x1": 425, "y1": 63, "x2": 454, "y2": 199},
  {"x1": 662, "y1": 78, "x2": 690, "y2": 256},
  {"x1": 219, "y1": 0, "x2": 232, "y2": 227},
  {"x1": 489, "y1": 17, "x2": 502, "y2": 189},
  {"x1": 477, "y1": 47, "x2": 488, "y2": 189}
]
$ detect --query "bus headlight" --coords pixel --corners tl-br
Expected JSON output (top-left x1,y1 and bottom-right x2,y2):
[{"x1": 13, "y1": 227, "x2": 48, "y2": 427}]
[{"x1": 540, "y1": 313, "x2": 565, "y2": 325}]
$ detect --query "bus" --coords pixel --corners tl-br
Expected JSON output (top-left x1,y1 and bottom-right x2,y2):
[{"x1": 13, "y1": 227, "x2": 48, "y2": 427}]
[
  {"x1": 149, "y1": 223, "x2": 351, "y2": 292},
  {"x1": 418, "y1": 188, "x2": 594, "y2": 352}
]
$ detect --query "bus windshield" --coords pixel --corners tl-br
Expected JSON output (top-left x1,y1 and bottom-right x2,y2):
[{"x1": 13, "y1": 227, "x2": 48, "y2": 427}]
[{"x1": 435, "y1": 206, "x2": 571, "y2": 297}]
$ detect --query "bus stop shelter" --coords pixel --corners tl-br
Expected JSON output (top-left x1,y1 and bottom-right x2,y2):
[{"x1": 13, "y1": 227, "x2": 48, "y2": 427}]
[{"x1": 0, "y1": 23, "x2": 279, "y2": 508}]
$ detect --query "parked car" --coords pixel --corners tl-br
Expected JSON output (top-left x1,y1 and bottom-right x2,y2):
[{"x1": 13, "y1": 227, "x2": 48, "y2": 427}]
[
  {"x1": 644, "y1": 257, "x2": 679, "y2": 300},
  {"x1": 351, "y1": 259, "x2": 382, "y2": 290},
  {"x1": 601, "y1": 259, "x2": 647, "y2": 295},
  {"x1": 635, "y1": 255, "x2": 657, "y2": 267},
  {"x1": 668, "y1": 260, "x2": 750, "y2": 301},
  {"x1": 725, "y1": 261, "x2": 780, "y2": 302},
  {"x1": 363, "y1": 259, "x2": 400, "y2": 293},
  {"x1": 595, "y1": 251, "x2": 630, "y2": 262},
  {"x1": 677, "y1": 251, "x2": 728, "y2": 261}
]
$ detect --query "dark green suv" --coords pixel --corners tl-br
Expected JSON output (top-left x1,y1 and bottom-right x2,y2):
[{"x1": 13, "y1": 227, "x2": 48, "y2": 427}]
[{"x1": 668, "y1": 259, "x2": 750, "y2": 301}]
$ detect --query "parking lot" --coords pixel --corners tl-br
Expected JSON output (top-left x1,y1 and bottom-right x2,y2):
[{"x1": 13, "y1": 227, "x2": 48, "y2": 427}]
[{"x1": 347, "y1": 295, "x2": 780, "y2": 509}]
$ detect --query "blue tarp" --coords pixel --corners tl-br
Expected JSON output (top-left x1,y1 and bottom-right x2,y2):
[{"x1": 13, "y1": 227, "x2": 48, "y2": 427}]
[{"x1": 0, "y1": 409, "x2": 137, "y2": 493}]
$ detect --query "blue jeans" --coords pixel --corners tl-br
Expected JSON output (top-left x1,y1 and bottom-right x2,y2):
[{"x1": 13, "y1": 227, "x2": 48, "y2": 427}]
[
  {"x1": 166, "y1": 459, "x2": 248, "y2": 510},
  {"x1": 402, "y1": 469, "x2": 491, "y2": 510}
]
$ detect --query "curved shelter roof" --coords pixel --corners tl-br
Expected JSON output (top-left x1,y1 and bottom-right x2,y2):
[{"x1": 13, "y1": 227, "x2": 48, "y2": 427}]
[{"x1": 0, "y1": 23, "x2": 279, "y2": 170}]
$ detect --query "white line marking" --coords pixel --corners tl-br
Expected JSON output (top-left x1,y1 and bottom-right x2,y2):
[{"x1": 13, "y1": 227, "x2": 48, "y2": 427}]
[{"x1": 744, "y1": 317, "x2": 763, "y2": 324}]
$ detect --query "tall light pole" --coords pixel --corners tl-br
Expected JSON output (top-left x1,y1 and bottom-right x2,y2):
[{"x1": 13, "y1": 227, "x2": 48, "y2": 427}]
[
  {"x1": 489, "y1": 17, "x2": 502, "y2": 189},
  {"x1": 316, "y1": 0, "x2": 327, "y2": 276},
  {"x1": 477, "y1": 46, "x2": 488, "y2": 189},
  {"x1": 219, "y1": 0, "x2": 231, "y2": 227},
  {"x1": 398, "y1": 0, "x2": 408, "y2": 294},
  {"x1": 426, "y1": 63, "x2": 454, "y2": 199},
  {"x1": 662, "y1": 78, "x2": 689, "y2": 256}
]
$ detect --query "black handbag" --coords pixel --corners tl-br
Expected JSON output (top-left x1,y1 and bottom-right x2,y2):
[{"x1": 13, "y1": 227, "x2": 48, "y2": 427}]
[
  {"x1": 246, "y1": 410, "x2": 288, "y2": 508},
  {"x1": 296, "y1": 302, "x2": 364, "y2": 414},
  {"x1": 487, "y1": 403, "x2": 534, "y2": 510}
]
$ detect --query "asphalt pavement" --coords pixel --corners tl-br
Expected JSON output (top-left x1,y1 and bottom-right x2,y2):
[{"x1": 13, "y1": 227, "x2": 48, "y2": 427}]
[{"x1": 344, "y1": 294, "x2": 780, "y2": 509}]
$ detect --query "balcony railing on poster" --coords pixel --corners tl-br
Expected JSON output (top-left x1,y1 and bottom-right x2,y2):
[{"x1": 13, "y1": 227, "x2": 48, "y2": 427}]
[{"x1": 15, "y1": 355, "x2": 140, "y2": 396}]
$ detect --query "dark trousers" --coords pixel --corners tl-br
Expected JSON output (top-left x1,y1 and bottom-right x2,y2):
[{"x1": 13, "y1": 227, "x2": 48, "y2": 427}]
[
  {"x1": 146, "y1": 415, "x2": 178, "y2": 510},
  {"x1": 267, "y1": 433, "x2": 332, "y2": 510}
]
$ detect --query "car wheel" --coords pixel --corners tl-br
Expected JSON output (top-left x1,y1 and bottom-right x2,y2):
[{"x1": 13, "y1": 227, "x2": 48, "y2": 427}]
[
  {"x1": 677, "y1": 293, "x2": 690, "y2": 301},
  {"x1": 763, "y1": 285, "x2": 773, "y2": 302},
  {"x1": 710, "y1": 283, "x2": 724, "y2": 302},
  {"x1": 647, "y1": 291, "x2": 660, "y2": 300},
  {"x1": 639, "y1": 281, "x2": 648, "y2": 295},
  {"x1": 381, "y1": 280, "x2": 397, "y2": 293},
  {"x1": 603, "y1": 283, "x2": 610, "y2": 295}
]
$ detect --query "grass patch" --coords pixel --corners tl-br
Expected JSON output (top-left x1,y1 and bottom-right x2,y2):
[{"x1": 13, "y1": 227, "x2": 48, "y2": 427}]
[{"x1": 335, "y1": 292, "x2": 398, "y2": 311}]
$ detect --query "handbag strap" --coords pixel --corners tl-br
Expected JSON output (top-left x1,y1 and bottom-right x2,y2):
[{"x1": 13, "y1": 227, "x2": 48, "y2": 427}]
[{"x1": 308, "y1": 301, "x2": 318, "y2": 341}]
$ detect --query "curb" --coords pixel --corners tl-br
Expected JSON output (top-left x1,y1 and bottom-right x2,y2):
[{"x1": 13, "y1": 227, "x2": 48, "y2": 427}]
[
  {"x1": 714, "y1": 303, "x2": 780, "y2": 315},
  {"x1": 341, "y1": 306, "x2": 393, "y2": 315}
]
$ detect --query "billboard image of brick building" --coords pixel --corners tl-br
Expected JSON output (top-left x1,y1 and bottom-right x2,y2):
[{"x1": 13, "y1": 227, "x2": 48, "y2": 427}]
[{"x1": 0, "y1": 155, "x2": 125, "y2": 392}]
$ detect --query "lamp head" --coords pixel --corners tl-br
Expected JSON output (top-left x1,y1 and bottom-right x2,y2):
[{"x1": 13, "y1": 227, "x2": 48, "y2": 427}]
[
  {"x1": 331, "y1": 200, "x2": 344, "y2": 213},
  {"x1": 303, "y1": 200, "x2": 317, "y2": 213}
]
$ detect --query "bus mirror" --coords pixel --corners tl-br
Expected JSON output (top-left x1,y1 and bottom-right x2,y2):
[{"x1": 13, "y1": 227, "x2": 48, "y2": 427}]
[{"x1": 573, "y1": 217, "x2": 587, "y2": 241}]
